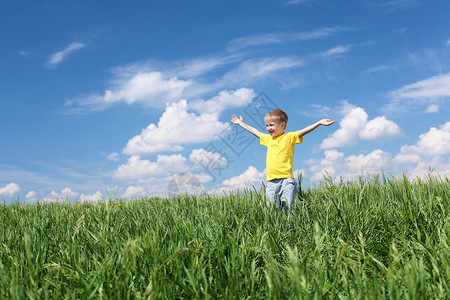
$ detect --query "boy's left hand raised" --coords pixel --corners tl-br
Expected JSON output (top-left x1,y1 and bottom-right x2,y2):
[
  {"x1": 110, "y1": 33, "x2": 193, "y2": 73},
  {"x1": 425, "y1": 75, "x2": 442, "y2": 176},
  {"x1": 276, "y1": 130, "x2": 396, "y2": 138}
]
[{"x1": 231, "y1": 115, "x2": 243, "y2": 125}]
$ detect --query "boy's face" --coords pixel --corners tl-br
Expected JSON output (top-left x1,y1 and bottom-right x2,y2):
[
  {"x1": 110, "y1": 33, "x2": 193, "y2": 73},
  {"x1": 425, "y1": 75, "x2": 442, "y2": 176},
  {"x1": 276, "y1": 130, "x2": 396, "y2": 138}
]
[{"x1": 265, "y1": 118, "x2": 286, "y2": 137}]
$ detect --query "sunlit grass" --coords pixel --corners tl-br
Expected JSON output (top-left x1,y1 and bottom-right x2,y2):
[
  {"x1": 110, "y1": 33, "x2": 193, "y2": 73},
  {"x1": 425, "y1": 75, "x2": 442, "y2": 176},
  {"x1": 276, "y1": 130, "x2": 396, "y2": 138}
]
[{"x1": 0, "y1": 172, "x2": 449, "y2": 298}]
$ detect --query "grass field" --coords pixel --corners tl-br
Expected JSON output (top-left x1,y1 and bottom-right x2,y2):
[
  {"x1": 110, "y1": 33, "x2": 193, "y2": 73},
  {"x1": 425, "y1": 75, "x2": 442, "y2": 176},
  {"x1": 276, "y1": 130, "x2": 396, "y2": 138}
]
[{"x1": 1, "y1": 172, "x2": 449, "y2": 299}]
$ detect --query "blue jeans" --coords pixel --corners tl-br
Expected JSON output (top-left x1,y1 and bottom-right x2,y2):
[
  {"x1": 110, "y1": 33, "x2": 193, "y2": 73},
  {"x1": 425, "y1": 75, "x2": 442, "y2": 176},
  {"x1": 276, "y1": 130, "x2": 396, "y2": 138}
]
[{"x1": 266, "y1": 178, "x2": 297, "y2": 210}]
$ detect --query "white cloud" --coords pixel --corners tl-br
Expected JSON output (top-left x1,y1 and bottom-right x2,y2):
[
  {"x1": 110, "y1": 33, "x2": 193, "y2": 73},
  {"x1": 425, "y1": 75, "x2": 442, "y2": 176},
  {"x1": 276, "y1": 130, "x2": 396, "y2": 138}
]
[
  {"x1": 359, "y1": 116, "x2": 403, "y2": 141},
  {"x1": 190, "y1": 88, "x2": 255, "y2": 114},
  {"x1": 67, "y1": 71, "x2": 193, "y2": 113},
  {"x1": 222, "y1": 166, "x2": 265, "y2": 187},
  {"x1": 195, "y1": 173, "x2": 215, "y2": 184},
  {"x1": 60, "y1": 187, "x2": 78, "y2": 198},
  {"x1": 107, "y1": 152, "x2": 120, "y2": 161},
  {"x1": 124, "y1": 185, "x2": 145, "y2": 198},
  {"x1": 365, "y1": 0, "x2": 423, "y2": 11},
  {"x1": 215, "y1": 166, "x2": 265, "y2": 193},
  {"x1": 102, "y1": 72, "x2": 192, "y2": 105},
  {"x1": 286, "y1": 0, "x2": 311, "y2": 4},
  {"x1": 190, "y1": 148, "x2": 229, "y2": 170},
  {"x1": 306, "y1": 150, "x2": 344, "y2": 180},
  {"x1": 64, "y1": 70, "x2": 194, "y2": 114},
  {"x1": 19, "y1": 51, "x2": 31, "y2": 57},
  {"x1": 321, "y1": 102, "x2": 403, "y2": 149},
  {"x1": 425, "y1": 104, "x2": 439, "y2": 113},
  {"x1": 25, "y1": 190, "x2": 37, "y2": 199},
  {"x1": 47, "y1": 42, "x2": 85, "y2": 67},
  {"x1": 392, "y1": 154, "x2": 421, "y2": 164},
  {"x1": 321, "y1": 102, "x2": 368, "y2": 148},
  {"x1": 123, "y1": 89, "x2": 254, "y2": 155},
  {"x1": 320, "y1": 45, "x2": 352, "y2": 58},
  {"x1": 311, "y1": 122, "x2": 450, "y2": 182},
  {"x1": 175, "y1": 55, "x2": 239, "y2": 78},
  {"x1": 62, "y1": 48, "x2": 303, "y2": 114},
  {"x1": 227, "y1": 26, "x2": 352, "y2": 51},
  {"x1": 390, "y1": 73, "x2": 450, "y2": 99},
  {"x1": 0, "y1": 182, "x2": 20, "y2": 196},
  {"x1": 123, "y1": 100, "x2": 223, "y2": 154},
  {"x1": 386, "y1": 73, "x2": 450, "y2": 114},
  {"x1": 362, "y1": 65, "x2": 395, "y2": 77},
  {"x1": 113, "y1": 154, "x2": 190, "y2": 179},
  {"x1": 395, "y1": 122, "x2": 450, "y2": 157},
  {"x1": 408, "y1": 158, "x2": 450, "y2": 178},
  {"x1": 345, "y1": 150, "x2": 392, "y2": 176},
  {"x1": 306, "y1": 149, "x2": 392, "y2": 181},
  {"x1": 80, "y1": 191, "x2": 103, "y2": 202},
  {"x1": 222, "y1": 57, "x2": 303, "y2": 85},
  {"x1": 43, "y1": 187, "x2": 79, "y2": 202},
  {"x1": 167, "y1": 172, "x2": 204, "y2": 197}
]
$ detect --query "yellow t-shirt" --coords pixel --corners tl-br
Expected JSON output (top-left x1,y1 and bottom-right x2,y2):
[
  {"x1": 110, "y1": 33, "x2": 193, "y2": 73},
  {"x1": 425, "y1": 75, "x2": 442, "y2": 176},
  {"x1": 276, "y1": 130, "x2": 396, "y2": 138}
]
[{"x1": 260, "y1": 131, "x2": 303, "y2": 181}]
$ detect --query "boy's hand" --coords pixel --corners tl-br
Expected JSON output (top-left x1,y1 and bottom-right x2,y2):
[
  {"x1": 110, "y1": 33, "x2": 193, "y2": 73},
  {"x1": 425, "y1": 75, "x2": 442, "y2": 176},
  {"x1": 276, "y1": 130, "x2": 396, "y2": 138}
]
[
  {"x1": 231, "y1": 115, "x2": 243, "y2": 125},
  {"x1": 231, "y1": 114, "x2": 262, "y2": 138},
  {"x1": 319, "y1": 119, "x2": 335, "y2": 126}
]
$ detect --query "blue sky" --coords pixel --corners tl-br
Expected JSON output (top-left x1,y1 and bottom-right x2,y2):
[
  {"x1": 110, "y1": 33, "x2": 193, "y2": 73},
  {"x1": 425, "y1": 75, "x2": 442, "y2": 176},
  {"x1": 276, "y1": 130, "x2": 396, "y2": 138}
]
[{"x1": 1, "y1": 0, "x2": 449, "y2": 203}]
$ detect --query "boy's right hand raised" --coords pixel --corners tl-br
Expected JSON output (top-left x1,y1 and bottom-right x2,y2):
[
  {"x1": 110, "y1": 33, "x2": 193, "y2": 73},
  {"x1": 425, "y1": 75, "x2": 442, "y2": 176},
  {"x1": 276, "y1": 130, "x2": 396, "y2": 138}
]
[{"x1": 231, "y1": 115, "x2": 243, "y2": 125}]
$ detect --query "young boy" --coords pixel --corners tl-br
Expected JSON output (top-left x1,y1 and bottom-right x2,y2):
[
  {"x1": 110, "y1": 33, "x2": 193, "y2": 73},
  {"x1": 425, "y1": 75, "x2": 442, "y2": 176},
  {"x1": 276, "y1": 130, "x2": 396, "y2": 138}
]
[{"x1": 231, "y1": 109, "x2": 334, "y2": 210}]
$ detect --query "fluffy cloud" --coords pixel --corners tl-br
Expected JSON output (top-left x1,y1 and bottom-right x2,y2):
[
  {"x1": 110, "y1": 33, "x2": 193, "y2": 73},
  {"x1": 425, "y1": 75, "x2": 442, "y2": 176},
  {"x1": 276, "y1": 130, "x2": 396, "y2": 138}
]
[
  {"x1": 345, "y1": 150, "x2": 392, "y2": 176},
  {"x1": 190, "y1": 148, "x2": 229, "y2": 170},
  {"x1": 386, "y1": 73, "x2": 450, "y2": 114},
  {"x1": 67, "y1": 71, "x2": 193, "y2": 112},
  {"x1": 321, "y1": 102, "x2": 403, "y2": 149},
  {"x1": 306, "y1": 149, "x2": 392, "y2": 181},
  {"x1": 167, "y1": 172, "x2": 204, "y2": 197},
  {"x1": 47, "y1": 42, "x2": 85, "y2": 67},
  {"x1": 306, "y1": 150, "x2": 344, "y2": 179},
  {"x1": 62, "y1": 46, "x2": 305, "y2": 114},
  {"x1": 113, "y1": 154, "x2": 190, "y2": 179},
  {"x1": 396, "y1": 122, "x2": 450, "y2": 157},
  {"x1": 220, "y1": 166, "x2": 265, "y2": 191},
  {"x1": 107, "y1": 152, "x2": 120, "y2": 162},
  {"x1": 189, "y1": 88, "x2": 255, "y2": 114},
  {"x1": 310, "y1": 122, "x2": 450, "y2": 181},
  {"x1": 123, "y1": 89, "x2": 254, "y2": 155},
  {"x1": 43, "y1": 187, "x2": 79, "y2": 202},
  {"x1": 0, "y1": 182, "x2": 20, "y2": 196},
  {"x1": 425, "y1": 104, "x2": 439, "y2": 113},
  {"x1": 408, "y1": 158, "x2": 450, "y2": 178},
  {"x1": 102, "y1": 72, "x2": 192, "y2": 105},
  {"x1": 123, "y1": 100, "x2": 224, "y2": 154},
  {"x1": 321, "y1": 103, "x2": 368, "y2": 148},
  {"x1": 25, "y1": 190, "x2": 37, "y2": 200},
  {"x1": 80, "y1": 191, "x2": 103, "y2": 202},
  {"x1": 124, "y1": 185, "x2": 145, "y2": 198},
  {"x1": 359, "y1": 116, "x2": 403, "y2": 141}
]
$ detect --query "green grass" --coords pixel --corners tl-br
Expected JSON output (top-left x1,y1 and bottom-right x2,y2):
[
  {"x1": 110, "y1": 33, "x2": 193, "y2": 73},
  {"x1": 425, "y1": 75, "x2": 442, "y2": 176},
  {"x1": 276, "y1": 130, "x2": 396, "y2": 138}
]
[{"x1": 1, "y1": 172, "x2": 449, "y2": 299}]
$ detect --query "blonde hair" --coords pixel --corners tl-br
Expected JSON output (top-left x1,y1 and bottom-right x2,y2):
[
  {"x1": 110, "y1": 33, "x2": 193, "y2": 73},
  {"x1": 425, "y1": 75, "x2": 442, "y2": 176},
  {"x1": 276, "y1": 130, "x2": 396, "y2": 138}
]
[{"x1": 264, "y1": 109, "x2": 288, "y2": 125}]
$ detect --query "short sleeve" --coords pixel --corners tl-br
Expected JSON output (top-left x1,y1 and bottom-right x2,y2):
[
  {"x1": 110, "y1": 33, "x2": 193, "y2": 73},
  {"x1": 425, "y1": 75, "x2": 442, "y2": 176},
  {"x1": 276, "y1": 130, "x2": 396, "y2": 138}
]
[
  {"x1": 260, "y1": 133, "x2": 270, "y2": 146},
  {"x1": 293, "y1": 132, "x2": 303, "y2": 144}
]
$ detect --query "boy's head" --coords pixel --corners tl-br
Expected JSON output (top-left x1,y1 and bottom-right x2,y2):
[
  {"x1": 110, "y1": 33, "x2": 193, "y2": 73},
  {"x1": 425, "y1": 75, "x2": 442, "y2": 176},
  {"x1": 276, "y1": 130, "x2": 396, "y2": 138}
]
[{"x1": 264, "y1": 109, "x2": 288, "y2": 137}]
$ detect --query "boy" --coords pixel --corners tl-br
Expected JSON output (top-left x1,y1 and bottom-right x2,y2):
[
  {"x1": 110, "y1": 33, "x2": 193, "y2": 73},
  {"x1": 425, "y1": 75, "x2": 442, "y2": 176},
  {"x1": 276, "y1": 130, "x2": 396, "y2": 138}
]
[{"x1": 231, "y1": 109, "x2": 334, "y2": 210}]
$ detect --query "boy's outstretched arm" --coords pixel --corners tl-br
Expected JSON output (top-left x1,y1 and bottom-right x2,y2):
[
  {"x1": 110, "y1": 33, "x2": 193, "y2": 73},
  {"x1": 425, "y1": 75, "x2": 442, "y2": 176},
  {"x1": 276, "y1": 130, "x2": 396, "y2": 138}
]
[
  {"x1": 297, "y1": 119, "x2": 334, "y2": 138},
  {"x1": 231, "y1": 115, "x2": 262, "y2": 138}
]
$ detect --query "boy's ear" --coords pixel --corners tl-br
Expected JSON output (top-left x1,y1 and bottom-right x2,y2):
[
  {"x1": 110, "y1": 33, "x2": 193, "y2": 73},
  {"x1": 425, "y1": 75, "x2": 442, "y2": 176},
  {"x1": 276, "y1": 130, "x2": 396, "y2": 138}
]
[{"x1": 282, "y1": 122, "x2": 286, "y2": 129}]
